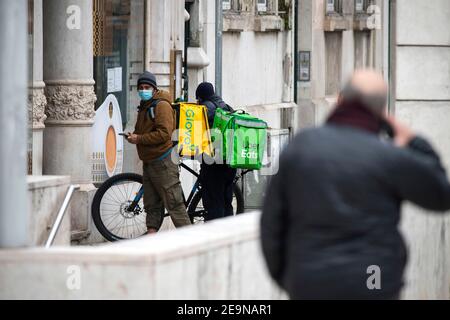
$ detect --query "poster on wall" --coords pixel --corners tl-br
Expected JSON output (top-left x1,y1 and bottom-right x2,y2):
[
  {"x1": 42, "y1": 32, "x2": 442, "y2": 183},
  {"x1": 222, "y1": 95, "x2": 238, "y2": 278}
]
[
  {"x1": 107, "y1": 67, "x2": 123, "y2": 93},
  {"x1": 92, "y1": 94, "x2": 124, "y2": 184}
]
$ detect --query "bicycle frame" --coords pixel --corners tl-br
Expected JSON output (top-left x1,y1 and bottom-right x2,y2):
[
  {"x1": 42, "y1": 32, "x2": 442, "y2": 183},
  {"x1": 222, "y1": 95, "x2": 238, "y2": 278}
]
[
  {"x1": 126, "y1": 162, "x2": 202, "y2": 213},
  {"x1": 125, "y1": 162, "x2": 251, "y2": 214}
]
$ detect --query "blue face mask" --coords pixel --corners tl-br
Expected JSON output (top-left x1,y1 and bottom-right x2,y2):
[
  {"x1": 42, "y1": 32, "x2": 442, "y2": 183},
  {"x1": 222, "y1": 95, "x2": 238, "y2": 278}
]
[{"x1": 139, "y1": 89, "x2": 153, "y2": 101}]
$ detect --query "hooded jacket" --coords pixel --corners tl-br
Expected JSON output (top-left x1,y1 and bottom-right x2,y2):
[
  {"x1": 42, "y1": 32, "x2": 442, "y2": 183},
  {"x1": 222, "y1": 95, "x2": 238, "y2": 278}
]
[{"x1": 134, "y1": 90, "x2": 175, "y2": 162}]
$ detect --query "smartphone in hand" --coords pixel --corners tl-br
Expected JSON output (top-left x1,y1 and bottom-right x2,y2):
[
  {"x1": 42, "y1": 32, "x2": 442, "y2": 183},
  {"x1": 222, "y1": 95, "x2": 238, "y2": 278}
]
[
  {"x1": 380, "y1": 119, "x2": 395, "y2": 139},
  {"x1": 119, "y1": 133, "x2": 130, "y2": 138}
]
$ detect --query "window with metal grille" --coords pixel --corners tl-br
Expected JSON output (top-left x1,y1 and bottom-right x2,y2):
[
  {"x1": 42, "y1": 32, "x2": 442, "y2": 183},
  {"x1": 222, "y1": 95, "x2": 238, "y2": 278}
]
[
  {"x1": 325, "y1": 0, "x2": 343, "y2": 15},
  {"x1": 355, "y1": 0, "x2": 374, "y2": 14},
  {"x1": 223, "y1": 0, "x2": 231, "y2": 11},
  {"x1": 257, "y1": 0, "x2": 268, "y2": 12}
]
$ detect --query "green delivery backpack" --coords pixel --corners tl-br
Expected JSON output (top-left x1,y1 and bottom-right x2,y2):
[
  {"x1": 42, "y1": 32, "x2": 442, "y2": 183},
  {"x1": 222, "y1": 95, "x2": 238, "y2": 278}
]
[{"x1": 213, "y1": 109, "x2": 268, "y2": 170}]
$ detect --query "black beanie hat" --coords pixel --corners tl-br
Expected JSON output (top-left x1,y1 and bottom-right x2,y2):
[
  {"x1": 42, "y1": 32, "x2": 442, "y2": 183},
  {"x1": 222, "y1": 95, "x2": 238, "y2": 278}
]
[
  {"x1": 138, "y1": 71, "x2": 157, "y2": 89},
  {"x1": 196, "y1": 82, "x2": 215, "y2": 100}
]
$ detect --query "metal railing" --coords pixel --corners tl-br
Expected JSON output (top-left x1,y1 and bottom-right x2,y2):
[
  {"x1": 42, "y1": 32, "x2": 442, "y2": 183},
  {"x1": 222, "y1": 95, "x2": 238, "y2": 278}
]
[{"x1": 45, "y1": 185, "x2": 80, "y2": 249}]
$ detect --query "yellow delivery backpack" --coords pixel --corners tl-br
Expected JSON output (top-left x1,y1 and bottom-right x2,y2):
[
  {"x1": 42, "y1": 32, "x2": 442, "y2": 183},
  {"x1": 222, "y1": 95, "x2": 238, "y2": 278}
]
[{"x1": 172, "y1": 103, "x2": 213, "y2": 158}]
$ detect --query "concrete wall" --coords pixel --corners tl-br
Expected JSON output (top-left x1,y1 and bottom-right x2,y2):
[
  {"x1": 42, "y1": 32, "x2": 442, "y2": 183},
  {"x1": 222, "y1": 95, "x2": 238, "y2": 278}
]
[
  {"x1": 221, "y1": 28, "x2": 297, "y2": 133},
  {"x1": 222, "y1": 31, "x2": 285, "y2": 107},
  {"x1": 0, "y1": 212, "x2": 287, "y2": 300},
  {"x1": 27, "y1": 176, "x2": 71, "y2": 247},
  {"x1": 1, "y1": 207, "x2": 448, "y2": 299},
  {"x1": 393, "y1": 0, "x2": 450, "y2": 300}
]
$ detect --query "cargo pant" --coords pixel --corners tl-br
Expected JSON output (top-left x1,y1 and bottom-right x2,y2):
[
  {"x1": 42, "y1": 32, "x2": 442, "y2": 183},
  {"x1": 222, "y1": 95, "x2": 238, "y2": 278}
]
[{"x1": 143, "y1": 156, "x2": 192, "y2": 230}]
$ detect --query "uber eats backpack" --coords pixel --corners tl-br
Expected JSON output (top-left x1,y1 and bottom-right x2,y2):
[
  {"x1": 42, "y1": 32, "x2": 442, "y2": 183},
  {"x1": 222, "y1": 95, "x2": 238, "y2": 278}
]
[{"x1": 213, "y1": 109, "x2": 268, "y2": 170}]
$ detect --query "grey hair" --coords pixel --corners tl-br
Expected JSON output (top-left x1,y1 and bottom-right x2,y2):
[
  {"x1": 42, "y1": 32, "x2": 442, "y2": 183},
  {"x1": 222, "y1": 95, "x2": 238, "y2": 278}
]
[{"x1": 340, "y1": 82, "x2": 388, "y2": 116}]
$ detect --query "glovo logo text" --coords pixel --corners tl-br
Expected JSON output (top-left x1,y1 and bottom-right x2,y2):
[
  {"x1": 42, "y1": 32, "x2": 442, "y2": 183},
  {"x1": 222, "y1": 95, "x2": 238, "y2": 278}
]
[{"x1": 184, "y1": 108, "x2": 197, "y2": 152}]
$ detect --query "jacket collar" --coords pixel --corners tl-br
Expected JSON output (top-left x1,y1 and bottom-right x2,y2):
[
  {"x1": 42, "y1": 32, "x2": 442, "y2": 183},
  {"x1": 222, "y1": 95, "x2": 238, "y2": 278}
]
[{"x1": 327, "y1": 100, "x2": 382, "y2": 134}]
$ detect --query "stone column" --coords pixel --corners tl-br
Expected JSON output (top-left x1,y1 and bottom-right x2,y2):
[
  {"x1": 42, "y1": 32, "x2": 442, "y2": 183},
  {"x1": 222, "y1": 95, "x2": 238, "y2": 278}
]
[
  {"x1": 201, "y1": 0, "x2": 216, "y2": 84},
  {"x1": 0, "y1": 0, "x2": 29, "y2": 247},
  {"x1": 43, "y1": 0, "x2": 97, "y2": 240},
  {"x1": 29, "y1": 0, "x2": 47, "y2": 176}
]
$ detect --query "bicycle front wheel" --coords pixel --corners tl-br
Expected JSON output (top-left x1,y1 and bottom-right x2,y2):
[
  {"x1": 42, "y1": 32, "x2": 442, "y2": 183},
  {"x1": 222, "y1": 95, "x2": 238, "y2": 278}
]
[{"x1": 92, "y1": 173, "x2": 148, "y2": 242}]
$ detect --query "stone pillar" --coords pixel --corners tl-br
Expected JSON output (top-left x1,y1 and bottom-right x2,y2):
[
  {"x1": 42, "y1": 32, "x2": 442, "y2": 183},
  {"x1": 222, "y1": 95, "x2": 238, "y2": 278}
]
[
  {"x1": 187, "y1": 48, "x2": 210, "y2": 101},
  {"x1": 29, "y1": 0, "x2": 47, "y2": 176},
  {"x1": 0, "y1": 0, "x2": 29, "y2": 247},
  {"x1": 43, "y1": 0, "x2": 97, "y2": 240},
  {"x1": 202, "y1": 0, "x2": 216, "y2": 84}
]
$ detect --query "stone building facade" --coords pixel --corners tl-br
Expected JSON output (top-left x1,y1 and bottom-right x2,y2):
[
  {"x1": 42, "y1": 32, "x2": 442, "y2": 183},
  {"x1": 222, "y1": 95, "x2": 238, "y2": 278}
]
[
  {"x1": 0, "y1": 0, "x2": 448, "y2": 298},
  {"x1": 26, "y1": 0, "x2": 298, "y2": 242},
  {"x1": 27, "y1": 0, "x2": 187, "y2": 242},
  {"x1": 296, "y1": 0, "x2": 389, "y2": 127},
  {"x1": 24, "y1": 0, "x2": 394, "y2": 241},
  {"x1": 24, "y1": 3, "x2": 450, "y2": 299}
]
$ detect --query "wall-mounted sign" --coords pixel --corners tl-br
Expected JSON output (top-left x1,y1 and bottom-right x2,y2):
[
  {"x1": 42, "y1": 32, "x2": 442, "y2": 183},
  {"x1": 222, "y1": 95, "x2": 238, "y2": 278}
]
[
  {"x1": 298, "y1": 51, "x2": 311, "y2": 82},
  {"x1": 92, "y1": 94, "x2": 124, "y2": 184}
]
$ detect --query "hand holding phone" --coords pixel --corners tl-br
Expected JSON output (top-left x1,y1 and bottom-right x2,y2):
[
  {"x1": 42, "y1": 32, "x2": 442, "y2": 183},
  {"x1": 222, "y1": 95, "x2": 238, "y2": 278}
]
[
  {"x1": 119, "y1": 133, "x2": 130, "y2": 138},
  {"x1": 380, "y1": 119, "x2": 395, "y2": 139},
  {"x1": 383, "y1": 116, "x2": 415, "y2": 147}
]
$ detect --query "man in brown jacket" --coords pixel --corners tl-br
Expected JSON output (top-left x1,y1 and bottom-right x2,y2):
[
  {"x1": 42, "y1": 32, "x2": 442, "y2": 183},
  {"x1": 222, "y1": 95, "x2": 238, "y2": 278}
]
[{"x1": 126, "y1": 71, "x2": 191, "y2": 234}]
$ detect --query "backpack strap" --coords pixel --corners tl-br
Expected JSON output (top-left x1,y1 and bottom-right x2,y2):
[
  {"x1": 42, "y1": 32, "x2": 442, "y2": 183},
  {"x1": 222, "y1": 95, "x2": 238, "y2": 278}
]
[
  {"x1": 209, "y1": 99, "x2": 220, "y2": 111},
  {"x1": 146, "y1": 99, "x2": 161, "y2": 120},
  {"x1": 210, "y1": 100, "x2": 234, "y2": 113},
  {"x1": 225, "y1": 103, "x2": 235, "y2": 113}
]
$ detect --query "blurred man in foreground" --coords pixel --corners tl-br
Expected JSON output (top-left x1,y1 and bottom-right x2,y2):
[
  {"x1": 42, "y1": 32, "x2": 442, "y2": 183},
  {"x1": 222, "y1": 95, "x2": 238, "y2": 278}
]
[{"x1": 261, "y1": 69, "x2": 450, "y2": 300}]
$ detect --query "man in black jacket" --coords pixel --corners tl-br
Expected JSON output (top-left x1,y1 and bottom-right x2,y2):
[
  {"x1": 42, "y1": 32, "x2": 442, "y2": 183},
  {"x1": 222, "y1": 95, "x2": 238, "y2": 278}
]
[
  {"x1": 261, "y1": 69, "x2": 450, "y2": 300},
  {"x1": 196, "y1": 82, "x2": 237, "y2": 221}
]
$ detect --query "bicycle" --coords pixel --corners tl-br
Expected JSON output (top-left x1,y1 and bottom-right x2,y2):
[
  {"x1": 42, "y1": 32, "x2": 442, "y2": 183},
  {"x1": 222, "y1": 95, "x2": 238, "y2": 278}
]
[{"x1": 91, "y1": 161, "x2": 249, "y2": 242}]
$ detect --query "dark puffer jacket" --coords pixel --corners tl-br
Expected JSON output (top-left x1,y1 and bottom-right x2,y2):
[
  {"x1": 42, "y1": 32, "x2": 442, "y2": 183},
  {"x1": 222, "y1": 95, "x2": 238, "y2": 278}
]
[
  {"x1": 261, "y1": 124, "x2": 450, "y2": 299},
  {"x1": 201, "y1": 95, "x2": 231, "y2": 128}
]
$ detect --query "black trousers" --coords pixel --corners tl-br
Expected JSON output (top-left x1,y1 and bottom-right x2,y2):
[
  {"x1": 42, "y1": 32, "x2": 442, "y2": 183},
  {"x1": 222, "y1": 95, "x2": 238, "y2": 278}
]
[{"x1": 200, "y1": 164, "x2": 237, "y2": 221}]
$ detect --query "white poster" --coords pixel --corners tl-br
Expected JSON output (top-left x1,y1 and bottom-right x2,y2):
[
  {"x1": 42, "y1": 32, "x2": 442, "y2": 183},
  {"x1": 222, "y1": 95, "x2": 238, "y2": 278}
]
[
  {"x1": 107, "y1": 67, "x2": 123, "y2": 93},
  {"x1": 114, "y1": 67, "x2": 122, "y2": 92},
  {"x1": 107, "y1": 69, "x2": 114, "y2": 93}
]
